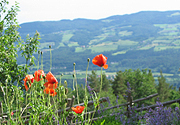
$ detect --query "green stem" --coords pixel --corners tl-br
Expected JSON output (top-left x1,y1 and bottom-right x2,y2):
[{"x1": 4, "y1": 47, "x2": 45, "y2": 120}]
[
  {"x1": 74, "y1": 63, "x2": 79, "y2": 104},
  {"x1": 37, "y1": 51, "x2": 40, "y2": 70},
  {"x1": 90, "y1": 67, "x2": 103, "y2": 124},
  {"x1": 41, "y1": 52, "x2": 43, "y2": 70},
  {"x1": 84, "y1": 59, "x2": 89, "y2": 123},
  {"x1": 73, "y1": 78, "x2": 75, "y2": 91},
  {"x1": 99, "y1": 67, "x2": 103, "y2": 99},
  {"x1": 85, "y1": 59, "x2": 89, "y2": 100},
  {"x1": 50, "y1": 47, "x2": 52, "y2": 72}
]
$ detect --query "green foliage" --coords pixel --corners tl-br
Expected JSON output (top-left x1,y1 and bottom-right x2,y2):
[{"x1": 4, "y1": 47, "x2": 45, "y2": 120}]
[
  {"x1": 92, "y1": 116, "x2": 122, "y2": 125},
  {"x1": 87, "y1": 70, "x2": 111, "y2": 92},
  {"x1": 112, "y1": 71, "x2": 127, "y2": 96},
  {"x1": 0, "y1": 0, "x2": 40, "y2": 88},
  {"x1": 112, "y1": 69, "x2": 157, "y2": 105},
  {"x1": 70, "y1": 84, "x2": 85, "y2": 104},
  {"x1": 156, "y1": 70, "x2": 176, "y2": 102}
]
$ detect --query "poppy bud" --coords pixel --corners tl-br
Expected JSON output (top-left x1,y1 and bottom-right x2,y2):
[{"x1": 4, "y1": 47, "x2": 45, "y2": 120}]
[
  {"x1": 64, "y1": 80, "x2": 67, "y2": 88},
  {"x1": 61, "y1": 73, "x2": 64, "y2": 76},
  {"x1": 41, "y1": 51, "x2": 43, "y2": 55},
  {"x1": 64, "y1": 80, "x2": 67, "y2": 84},
  {"x1": 73, "y1": 63, "x2": 76, "y2": 66},
  {"x1": 49, "y1": 45, "x2": 51, "y2": 48},
  {"x1": 38, "y1": 50, "x2": 40, "y2": 54},
  {"x1": 72, "y1": 74, "x2": 75, "y2": 78},
  {"x1": 87, "y1": 58, "x2": 90, "y2": 62},
  {"x1": 29, "y1": 62, "x2": 33, "y2": 66}
]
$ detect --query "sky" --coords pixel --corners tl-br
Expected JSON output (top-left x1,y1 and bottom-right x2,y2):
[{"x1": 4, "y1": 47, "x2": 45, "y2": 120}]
[{"x1": 9, "y1": 0, "x2": 180, "y2": 24}]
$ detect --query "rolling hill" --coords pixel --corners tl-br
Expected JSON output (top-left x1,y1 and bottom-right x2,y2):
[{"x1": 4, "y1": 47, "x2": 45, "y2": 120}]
[{"x1": 17, "y1": 10, "x2": 180, "y2": 80}]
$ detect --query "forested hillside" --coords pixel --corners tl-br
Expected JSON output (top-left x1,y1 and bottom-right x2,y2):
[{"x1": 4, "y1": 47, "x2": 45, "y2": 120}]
[{"x1": 17, "y1": 10, "x2": 180, "y2": 87}]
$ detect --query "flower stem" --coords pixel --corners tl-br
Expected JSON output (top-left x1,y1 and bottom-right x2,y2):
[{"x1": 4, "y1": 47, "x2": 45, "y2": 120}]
[
  {"x1": 98, "y1": 67, "x2": 103, "y2": 101},
  {"x1": 37, "y1": 51, "x2": 40, "y2": 70},
  {"x1": 84, "y1": 58, "x2": 90, "y2": 123},
  {"x1": 41, "y1": 51, "x2": 43, "y2": 70},
  {"x1": 49, "y1": 46, "x2": 52, "y2": 72},
  {"x1": 73, "y1": 63, "x2": 79, "y2": 104}
]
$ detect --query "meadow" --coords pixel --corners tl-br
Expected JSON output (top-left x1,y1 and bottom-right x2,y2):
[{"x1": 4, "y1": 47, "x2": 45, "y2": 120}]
[{"x1": 2, "y1": 1, "x2": 180, "y2": 124}]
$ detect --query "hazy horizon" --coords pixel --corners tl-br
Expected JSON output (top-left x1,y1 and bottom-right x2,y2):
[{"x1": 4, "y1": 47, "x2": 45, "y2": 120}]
[{"x1": 9, "y1": 0, "x2": 180, "y2": 24}]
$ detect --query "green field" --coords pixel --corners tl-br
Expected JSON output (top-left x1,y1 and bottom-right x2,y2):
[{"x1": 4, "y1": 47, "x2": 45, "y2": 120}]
[
  {"x1": 116, "y1": 40, "x2": 138, "y2": 45},
  {"x1": 152, "y1": 40, "x2": 172, "y2": 43},
  {"x1": 62, "y1": 33, "x2": 74, "y2": 42},
  {"x1": 112, "y1": 51, "x2": 127, "y2": 55},
  {"x1": 173, "y1": 40, "x2": 180, "y2": 45},
  {"x1": 75, "y1": 47, "x2": 86, "y2": 52},
  {"x1": 58, "y1": 42, "x2": 65, "y2": 48},
  {"x1": 154, "y1": 45, "x2": 180, "y2": 51},
  {"x1": 118, "y1": 30, "x2": 133, "y2": 36},
  {"x1": 68, "y1": 42, "x2": 79, "y2": 47},
  {"x1": 154, "y1": 23, "x2": 180, "y2": 36},
  {"x1": 89, "y1": 33, "x2": 110, "y2": 45},
  {"x1": 138, "y1": 46, "x2": 153, "y2": 50},
  {"x1": 89, "y1": 44, "x2": 118, "y2": 53}
]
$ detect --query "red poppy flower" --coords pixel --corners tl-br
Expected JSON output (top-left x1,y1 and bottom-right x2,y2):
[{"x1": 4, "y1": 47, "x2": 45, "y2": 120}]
[
  {"x1": 34, "y1": 70, "x2": 45, "y2": 82},
  {"x1": 23, "y1": 75, "x2": 34, "y2": 91},
  {"x1": 44, "y1": 88, "x2": 57, "y2": 96},
  {"x1": 45, "y1": 71, "x2": 58, "y2": 83},
  {"x1": 92, "y1": 54, "x2": 108, "y2": 69},
  {"x1": 71, "y1": 106, "x2": 85, "y2": 114},
  {"x1": 44, "y1": 72, "x2": 58, "y2": 89},
  {"x1": 44, "y1": 82, "x2": 58, "y2": 89},
  {"x1": 11, "y1": 111, "x2": 14, "y2": 116}
]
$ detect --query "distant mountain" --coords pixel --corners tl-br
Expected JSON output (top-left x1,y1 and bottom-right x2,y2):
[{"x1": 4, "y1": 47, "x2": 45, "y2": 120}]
[{"x1": 18, "y1": 10, "x2": 180, "y2": 75}]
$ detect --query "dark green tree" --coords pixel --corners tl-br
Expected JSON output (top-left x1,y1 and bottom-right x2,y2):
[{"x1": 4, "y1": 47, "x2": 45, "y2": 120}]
[
  {"x1": 156, "y1": 70, "x2": 172, "y2": 102},
  {"x1": 112, "y1": 69, "x2": 157, "y2": 105},
  {"x1": 101, "y1": 73, "x2": 110, "y2": 91},
  {"x1": 87, "y1": 70, "x2": 100, "y2": 92},
  {"x1": 112, "y1": 71, "x2": 126, "y2": 96},
  {"x1": 87, "y1": 70, "x2": 111, "y2": 92}
]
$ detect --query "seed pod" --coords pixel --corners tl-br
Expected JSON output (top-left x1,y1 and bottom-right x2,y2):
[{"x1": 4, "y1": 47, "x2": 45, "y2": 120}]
[{"x1": 87, "y1": 58, "x2": 90, "y2": 62}]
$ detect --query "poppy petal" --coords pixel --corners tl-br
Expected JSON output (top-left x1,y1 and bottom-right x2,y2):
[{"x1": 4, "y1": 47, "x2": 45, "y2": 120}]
[
  {"x1": 44, "y1": 88, "x2": 57, "y2": 96},
  {"x1": 46, "y1": 72, "x2": 58, "y2": 83},
  {"x1": 71, "y1": 106, "x2": 85, "y2": 114},
  {"x1": 34, "y1": 70, "x2": 45, "y2": 81},
  {"x1": 44, "y1": 82, "x2": 58, "y2": 89},
  {"x1": 92, "y1": 54, "x2": 108, "y2": 69},
  {"x1": 23, "y1": 75, "x2": 34, "y2": 91},
  {"x1": 103, "y1": 64, "x2": 108, "y2": 69}
]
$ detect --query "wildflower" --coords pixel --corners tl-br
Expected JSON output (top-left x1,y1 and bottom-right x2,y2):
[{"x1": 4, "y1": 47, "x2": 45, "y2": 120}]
[
  {"x1": 34, "y1": 70, "x2": 45, "y2": 82},
  {"x1": 71, "y1": 106, "x2": 85, "y2": 114},
  {"x1": 44, "y1": 88, "x2": 57, "y2": 96},
  {"x1": 92, "y1": 54, "x2": 108, "y2": 69},
  {"x1": 44, "y1": 71, "x2": 58, "y2": 89},
  {"x1": 11, "y1": 111, "x2": 14, "y2": 116},
  {"x1": 44, "y1": 82, "x2": 58, "y2": 89},
  {"x1": 23, "y1": 75, "x2": 34, "y2": 91}
]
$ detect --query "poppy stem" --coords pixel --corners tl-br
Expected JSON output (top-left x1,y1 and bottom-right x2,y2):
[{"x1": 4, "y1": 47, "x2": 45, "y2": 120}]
[
  {"x1": 41, "y1": 51, "x2": 43, "y2": 70},
  {"x1": 37, "y1": 50, "x2": 40, "y2": 71},
  {"x1": 49, "y1": 45, "x2": 52, "y2": 72},
  {"x1": 74, "y1": 63, "x2": 79, "y2": 104},
  {"x1": 84, "y1": 58, "x2": 90, "y2": 122},
  {"x1": 85, "y1": 58, "x2": 90, "y2": 100},
  {"x1": 99, "y1": 67, "x2": 103, "y2": 99}
]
